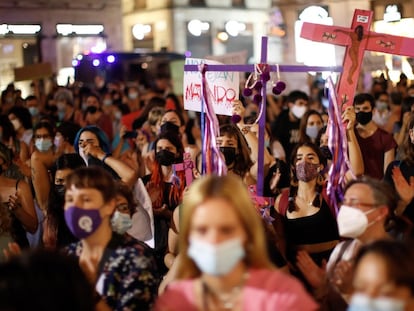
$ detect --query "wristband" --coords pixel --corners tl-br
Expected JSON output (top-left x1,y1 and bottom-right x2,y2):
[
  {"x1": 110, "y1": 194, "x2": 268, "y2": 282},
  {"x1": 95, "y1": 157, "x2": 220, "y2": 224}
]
[{"x1": 102, "y1": 153, "x2": 111, "y2": 163}]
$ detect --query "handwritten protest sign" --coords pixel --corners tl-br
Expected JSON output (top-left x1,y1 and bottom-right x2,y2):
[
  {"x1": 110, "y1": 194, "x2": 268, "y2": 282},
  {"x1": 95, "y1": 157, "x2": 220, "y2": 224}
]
[{"x1": 183, "y1": 58, "x2": 239, "y2": 116}]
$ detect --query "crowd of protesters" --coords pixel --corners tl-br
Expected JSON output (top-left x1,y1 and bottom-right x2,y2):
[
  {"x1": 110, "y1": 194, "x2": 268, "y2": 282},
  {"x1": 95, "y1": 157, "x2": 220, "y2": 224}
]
[{"x1": 1, "y1": 71, "x2": 414, "y2": 311}]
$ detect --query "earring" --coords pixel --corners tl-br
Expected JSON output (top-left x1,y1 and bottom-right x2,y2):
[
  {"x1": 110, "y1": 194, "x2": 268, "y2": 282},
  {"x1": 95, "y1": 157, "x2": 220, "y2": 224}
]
[{"x1": 272, "y1": 64, "x2": 286, "y2": 96}]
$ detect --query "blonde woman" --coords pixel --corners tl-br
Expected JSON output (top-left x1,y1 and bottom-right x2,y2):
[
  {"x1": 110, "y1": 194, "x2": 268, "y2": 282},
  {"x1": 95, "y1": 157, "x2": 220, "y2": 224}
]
[{"x1": 155, "y1": 174, "x2": 318, "y2": 311}]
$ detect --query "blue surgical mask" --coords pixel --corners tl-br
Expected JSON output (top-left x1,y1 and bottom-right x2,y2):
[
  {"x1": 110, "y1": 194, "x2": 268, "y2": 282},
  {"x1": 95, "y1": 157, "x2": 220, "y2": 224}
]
[
  {"x1": 375, "y1": 101, "x2": 388, "y2": 112},
  {"x1": 58, "y1": 110, "x2": 66, "y2": 121},
  {"x1": 28, "y1": 107, "x2": 39, "y2": 117},
  {"x1": 348, "y1": 293, "x2": 405, "y2": 311},
  {"x1": 111, "y1": 210, "x2": 132, "y2": 235},
  {"x1": 306, "y1": 125, "x2": 321, "y2": 139},
  {"x1": 187, "y1": 238, "x2": 245, "y2": 276},
  {"x1": 35, "y1": 138, "x2": 53, "y2": 152}
]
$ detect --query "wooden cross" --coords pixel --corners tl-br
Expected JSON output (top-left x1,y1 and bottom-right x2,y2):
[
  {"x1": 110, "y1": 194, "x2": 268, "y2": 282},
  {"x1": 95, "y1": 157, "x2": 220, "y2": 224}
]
[
  {"x1": 301, "y1": 9, "x2": 414, "y2": 110},
  {"x1": 184, "y1": 37, "x2": 341, "y2": 195},
  {"x1": 173, "y1": 152, "x2": 194, "y2": 186}
]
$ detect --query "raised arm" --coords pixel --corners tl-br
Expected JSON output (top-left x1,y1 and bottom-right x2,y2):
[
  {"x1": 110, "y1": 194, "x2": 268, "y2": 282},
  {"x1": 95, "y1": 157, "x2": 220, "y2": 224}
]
[
  {"x1": 8, "y1": 179, "x2": 38, "y2": 233},
  {"x1": 342, "y1": 106, "x2": 364, "y2": 179},
  {"x1": 30, "y1": 150, "x2": 55, "y2": 213},
  {"x1": 83, "y1": 144, "x2": 138, "y2": 187},
  {"x1": 232, "y1": 101, "x2": 273, "y2": 181}
]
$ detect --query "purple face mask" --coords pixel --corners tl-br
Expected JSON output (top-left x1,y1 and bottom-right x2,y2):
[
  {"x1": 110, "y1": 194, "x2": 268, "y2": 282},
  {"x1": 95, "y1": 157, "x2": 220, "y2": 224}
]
[
  {"x1": 64, "y1": 206, "x2": 102, "y2": 240},
  {"x1": 296, "y1": 161, "x2": 320, "y2": 182}
]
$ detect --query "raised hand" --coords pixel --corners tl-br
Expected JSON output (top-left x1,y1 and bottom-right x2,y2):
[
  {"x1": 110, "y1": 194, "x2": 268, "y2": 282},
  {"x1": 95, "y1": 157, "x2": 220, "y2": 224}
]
[{"x1": 392, "y1": 166, "x2": 414, "y2": 204}]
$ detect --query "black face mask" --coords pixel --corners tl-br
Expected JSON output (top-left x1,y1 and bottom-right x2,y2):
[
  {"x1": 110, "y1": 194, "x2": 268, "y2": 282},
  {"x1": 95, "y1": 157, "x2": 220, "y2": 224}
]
[
  {"x1": 85, "y1": 106, "x2": 98, "y2": 115},
  {"x1": 54, "y1": 184, "x2": 66, "y2": 197},
  {"x1": 320, "y1": 146, "x2": 332, "y2": 160},
  {"x1": 160, "y1": 122, "x2": 179, "y2": 135},
  {"x1": 220, "y1": 147, "x2": 237, "y2": 166},
  {"x1": 356, "y1": 111, "x2": 372, "y2": 125},
  {"x1": 155, "y1": 149, "x2": 177, "y2": 166},
  {"x1": 0, "y1": 165, "x2": 3, "y2": 175}
]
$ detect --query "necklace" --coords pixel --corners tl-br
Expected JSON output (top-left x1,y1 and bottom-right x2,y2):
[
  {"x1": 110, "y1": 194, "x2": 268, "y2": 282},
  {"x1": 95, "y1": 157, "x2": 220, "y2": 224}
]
[
  {"x1": 202, "y1": 271, "x2": 249, "y2": 310},
  {"x1": 296, "y1": 194, "x2": 316, "y2": 206}
]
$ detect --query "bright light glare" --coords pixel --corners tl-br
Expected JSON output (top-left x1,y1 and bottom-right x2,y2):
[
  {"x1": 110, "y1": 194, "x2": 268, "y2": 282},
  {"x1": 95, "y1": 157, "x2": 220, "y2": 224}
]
[
  {"x1": 56, "y1": 24, "x2": 72, "y2": 36},
  {"x1": 106, "y1": 55, "x2": 115, "y2": 63},
  {"x1": 90, "y1": 41, "x2": 106, "y2": 53},
  {"x1": 217, "y1": 31, "x2": 229, "y2": 42},
  {"x1": 225, "y1": 21, "x2": 246, "y2": 37},
  {"x1": 295, "y1": 7, "x2": 336, "y2": 67},
  {"x1": 132, "y1": 24, "x2": 151, "y2": 40},
  {"x1": 92, "y1": 59, "x2": 100, "y2": 67},
  {"x1": 187, "y1": 19, "x2": 210, "y2": 36},
  {"x1": 8, "y1": 24, "x2": 41, "y2": 34},
  {"x1": 0, "y1": 24, "x2": 8, "y2": 35},
  {"x1": 56, "y1": 24, "x2": 104, "y2": 36}
]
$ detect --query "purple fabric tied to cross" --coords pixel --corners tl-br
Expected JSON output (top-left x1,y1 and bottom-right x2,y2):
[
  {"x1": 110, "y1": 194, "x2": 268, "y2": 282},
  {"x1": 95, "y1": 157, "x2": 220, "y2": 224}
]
[{"x1": 173, "y1": 152, "x2": 194, "y2": 186}]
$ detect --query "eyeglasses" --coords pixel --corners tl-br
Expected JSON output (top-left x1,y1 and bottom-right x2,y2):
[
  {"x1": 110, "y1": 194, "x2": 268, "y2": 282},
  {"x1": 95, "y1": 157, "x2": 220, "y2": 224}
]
[{"x1": 341, "y1": 199, "x2": 380, "y2": 209}]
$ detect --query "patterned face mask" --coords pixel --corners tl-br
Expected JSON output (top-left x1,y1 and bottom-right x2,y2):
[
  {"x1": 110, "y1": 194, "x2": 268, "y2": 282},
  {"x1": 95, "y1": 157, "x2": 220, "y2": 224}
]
[{"x1": 295, "y1": 161, "x2": 320, "y2": 182}]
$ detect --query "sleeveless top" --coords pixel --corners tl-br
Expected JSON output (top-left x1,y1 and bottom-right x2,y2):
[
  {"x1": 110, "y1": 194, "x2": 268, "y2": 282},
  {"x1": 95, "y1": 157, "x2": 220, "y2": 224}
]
[{"x1": 283, "y1": 198, "x2": 339, "y2": 266}]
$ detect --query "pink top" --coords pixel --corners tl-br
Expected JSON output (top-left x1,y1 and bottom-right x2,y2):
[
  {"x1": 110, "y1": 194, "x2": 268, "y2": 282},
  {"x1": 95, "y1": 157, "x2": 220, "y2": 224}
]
[{"x1": 155, "y1": 268, "x2": 319, "y2": 311}]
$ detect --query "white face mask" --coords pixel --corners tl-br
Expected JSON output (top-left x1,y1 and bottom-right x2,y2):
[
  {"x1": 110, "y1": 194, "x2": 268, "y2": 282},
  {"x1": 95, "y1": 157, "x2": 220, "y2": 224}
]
[
  {"x1": 372, "y1": 110, "x2": 390, "y2": 127},
  {"x1": 348, "y1": 293, "x2": 405, "y2": 311},
  {"x1": 337, "y1": 205, "x2": 377, "y2": 238},
  {"x1": 78, "y1": 148, "x2": 89, "y2": 166},
  {"x1": 128, "y1": 93, "x2": 138, "y2": 100},
  {"x1": 111, "y1": 210, "x2": 132, "y2": 235},
  {"x1": 291, "y1": 105, "x2": 307, "y2": 119},
  {"x1": 188, "y1": 238, "x2": 245, "y2": 276}
]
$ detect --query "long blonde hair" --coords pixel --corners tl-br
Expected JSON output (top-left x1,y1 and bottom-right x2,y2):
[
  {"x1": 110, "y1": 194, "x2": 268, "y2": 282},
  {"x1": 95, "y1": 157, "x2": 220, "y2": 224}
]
[{"x1": 176, "y1": 174, "x2": 274, "y2": 279}]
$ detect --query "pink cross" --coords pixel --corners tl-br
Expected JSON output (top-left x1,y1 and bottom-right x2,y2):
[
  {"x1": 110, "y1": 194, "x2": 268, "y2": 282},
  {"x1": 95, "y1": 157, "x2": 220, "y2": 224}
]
[
  {"x1": 301, "y1": 9, "x2": 414, "y2": 110},
  {"x1": 173, "y1": 152, "x2": 194, "y2": 186}
]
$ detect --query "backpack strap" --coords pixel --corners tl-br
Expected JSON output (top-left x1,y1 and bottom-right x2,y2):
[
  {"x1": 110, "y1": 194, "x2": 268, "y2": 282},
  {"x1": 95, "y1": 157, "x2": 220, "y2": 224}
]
[{"x1": 278, "y1": 188, "x2": 290, "y2": 217}]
